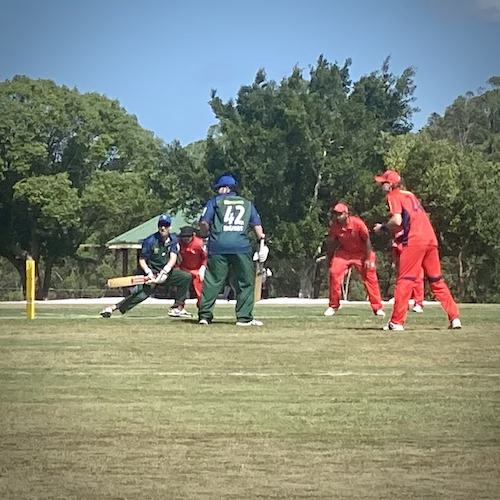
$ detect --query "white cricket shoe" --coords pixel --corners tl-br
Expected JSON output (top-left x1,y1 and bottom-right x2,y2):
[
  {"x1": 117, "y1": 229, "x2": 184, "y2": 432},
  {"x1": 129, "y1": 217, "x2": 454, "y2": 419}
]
[
  {"x1": 374, "y1": 309, "x2": 386, "y2": 318},
  {"x1": 198, "y1": 319, "x2": 209, "y2": 325},
  {"x1": 100, "y1": 306, "x2": 114, "y2": 318},
  {"x1": 236, "y1": 319, "x2": 263, "y2": 327},
  {"x1": 449, "y1": 318, "x2": 462, "y2": 329},
  {"x1": 412, "y1": 304, "x2": 424, "y2": 313},
  {"x1": 323, "y1": 307, "x2": 338, "y2": 316},
  {"x1": 168, "y1": 307, "x2": 192, "y2": 318},
  {"x1": 382, "y1": 321, "x2": 404, "y2": 331}
]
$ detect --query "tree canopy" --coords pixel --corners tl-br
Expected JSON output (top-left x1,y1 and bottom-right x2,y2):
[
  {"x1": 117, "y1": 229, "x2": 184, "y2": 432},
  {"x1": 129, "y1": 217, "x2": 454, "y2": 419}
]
[
  {"x1": 1, "y1": 76, "x2": 171, "y2": 296},
  {"x1": 1, "y1": 67, "x2": 500, "y2": 301}
]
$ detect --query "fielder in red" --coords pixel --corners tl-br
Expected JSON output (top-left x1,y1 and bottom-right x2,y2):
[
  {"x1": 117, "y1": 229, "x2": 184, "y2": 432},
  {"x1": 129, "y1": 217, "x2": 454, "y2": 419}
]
[
  {"x1": 324, "y1": 202, "x2": 385, "y2": 318},
  {"x1": 177, "y1": 226, "x2": 207, "y2": 305},
  {"x1": 373, "y1": 170, "x2": 461, "y2": 330}
]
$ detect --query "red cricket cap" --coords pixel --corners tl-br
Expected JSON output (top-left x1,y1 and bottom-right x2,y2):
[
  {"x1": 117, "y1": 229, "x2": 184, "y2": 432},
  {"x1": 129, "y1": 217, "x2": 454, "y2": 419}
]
[
  {"x1": 374, "y1": 169, "x2": 401, "y2": 184},
  {"x1": 332, "y1": 202, "x2": 349, "y2": 213}
]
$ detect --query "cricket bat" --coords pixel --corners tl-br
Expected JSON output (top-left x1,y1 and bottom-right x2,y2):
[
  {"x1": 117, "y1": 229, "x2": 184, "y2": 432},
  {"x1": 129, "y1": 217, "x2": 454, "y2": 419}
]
[
  {"x1": 254, "y1": 240, "x2": 265, "y2": 303},
  {"x1": 106, "y1": 274, "x2": 151, "y2": 288}
]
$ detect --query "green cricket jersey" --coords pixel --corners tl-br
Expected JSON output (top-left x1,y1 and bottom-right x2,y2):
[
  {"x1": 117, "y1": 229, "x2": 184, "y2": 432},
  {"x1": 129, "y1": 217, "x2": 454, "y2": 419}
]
[
  {"x1": 140, "y1": 232, "x2": 179, "y2": 272},
  {"x1": 200, "y1": 192, "x2": 262, "y2": 254}
]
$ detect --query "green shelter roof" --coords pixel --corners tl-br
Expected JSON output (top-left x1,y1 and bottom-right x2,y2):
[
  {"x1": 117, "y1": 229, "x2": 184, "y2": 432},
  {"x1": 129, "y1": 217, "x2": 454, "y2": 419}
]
[{"x1": 106, "y1": 212, "x2": 193, "y2": 249}]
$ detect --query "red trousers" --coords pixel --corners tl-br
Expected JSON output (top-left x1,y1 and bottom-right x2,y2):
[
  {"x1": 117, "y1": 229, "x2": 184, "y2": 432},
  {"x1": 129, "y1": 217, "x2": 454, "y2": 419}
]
[
  {"x1": 329, "y1": 251, "x2": 382, "y2": 311},
  {"x1": 411, "y1": 272, "x2": 424, "y2": 306},
  {"x1": 392, "y1": 245, "x2": 459, "y2": 325},
  {"x1": 183, "y1": 269, "x2": 203, "y2": 304},
  {"x1": 393, "y1": 249, "x2": 424, "y2": 306}
]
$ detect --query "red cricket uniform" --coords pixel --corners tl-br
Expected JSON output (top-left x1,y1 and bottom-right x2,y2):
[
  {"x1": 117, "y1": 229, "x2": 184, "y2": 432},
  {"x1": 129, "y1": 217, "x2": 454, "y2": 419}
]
[
  {"x1": 178, "y1": 236, "x2": 207, "y2": 302},
  {"x1": 386, "y1": 188, "x2": 459, "y2": 324},
  {"x1": 327, "y1": 215, "x2": 383, "y2": 312}
]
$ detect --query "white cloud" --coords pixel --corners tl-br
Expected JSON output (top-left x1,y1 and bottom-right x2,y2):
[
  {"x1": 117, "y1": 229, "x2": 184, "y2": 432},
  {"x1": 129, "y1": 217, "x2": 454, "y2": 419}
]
[
  {"x1": 475, "y1": 0, "x2": 500, "y2": 19},
  {"x1": 422, "y1": 0, "x2": 500, "y2": 21}
]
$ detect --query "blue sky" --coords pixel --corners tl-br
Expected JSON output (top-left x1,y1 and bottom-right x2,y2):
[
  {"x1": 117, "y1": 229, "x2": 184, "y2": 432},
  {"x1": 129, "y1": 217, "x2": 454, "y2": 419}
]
[{"x1": 1, "y1": 0, "x2": 499, "y2": 145}]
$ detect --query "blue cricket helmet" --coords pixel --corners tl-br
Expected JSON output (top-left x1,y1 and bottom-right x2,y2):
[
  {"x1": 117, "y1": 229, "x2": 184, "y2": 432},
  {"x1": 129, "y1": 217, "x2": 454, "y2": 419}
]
[
  {"x1": 158, "y1": 213, "x2": 171, "y2": 225},
  {"x1": 213, "y1": 174, "x2": 237, "y2": 189}
]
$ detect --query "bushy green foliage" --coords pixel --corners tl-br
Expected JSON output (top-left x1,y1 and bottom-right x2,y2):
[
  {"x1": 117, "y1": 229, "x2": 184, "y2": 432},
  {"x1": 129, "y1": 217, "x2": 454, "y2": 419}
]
[{"x1": 2, "y1": 70, "x2": 500, "y2": 301}]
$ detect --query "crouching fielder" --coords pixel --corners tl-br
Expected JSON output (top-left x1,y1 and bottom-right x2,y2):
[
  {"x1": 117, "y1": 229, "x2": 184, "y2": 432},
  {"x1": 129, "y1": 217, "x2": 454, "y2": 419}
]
[{"x1": 177, "y1": 225, "x2": 207, "y2": 306}]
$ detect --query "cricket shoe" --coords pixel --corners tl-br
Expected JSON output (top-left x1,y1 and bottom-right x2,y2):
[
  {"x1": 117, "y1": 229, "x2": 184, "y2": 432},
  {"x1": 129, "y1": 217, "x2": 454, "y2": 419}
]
[
  {"x1": 412, "y1": 304, "x2": 424, "y2": 313},
  {"x1": 198, "y1": 319, "x2": 210, "y2": 325},
  {"x1": 236, "y1": 319, "x2": 263, "y2": 327},
  {"x1": 448, "y1": 318, "x2": 462, "y2": 329},
  {"x1": 382, "y1": 321, "x2": 404, "y2": 331},
  {"x1": 168, "y1": 307, "x2": 192, "y2": 318},
  {"x1": 323, "y1": 307, "x2": 339, "y2": 316},
  {"x1": 100, "y1": 306, "x2": 114, "y2": 318},
  {"x1": 374, "y1": 309, "x2": 386, "y2": 318}
]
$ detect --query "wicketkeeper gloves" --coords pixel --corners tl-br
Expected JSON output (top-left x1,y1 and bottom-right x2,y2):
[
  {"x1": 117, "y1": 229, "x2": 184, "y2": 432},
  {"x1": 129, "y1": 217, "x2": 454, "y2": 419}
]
[{"x1": 199, "y1": 265, "x2": 206, "y2": 282}]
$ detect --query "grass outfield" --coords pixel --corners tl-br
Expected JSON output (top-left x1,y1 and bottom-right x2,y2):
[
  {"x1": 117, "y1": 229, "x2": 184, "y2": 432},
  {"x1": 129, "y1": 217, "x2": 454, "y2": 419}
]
[{"x1": 0, "y1": 302, "x2": 499, "y2": 499}]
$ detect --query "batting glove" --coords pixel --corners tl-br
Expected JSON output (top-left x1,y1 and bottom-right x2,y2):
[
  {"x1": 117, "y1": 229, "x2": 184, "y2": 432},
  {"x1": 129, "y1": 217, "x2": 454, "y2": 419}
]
[
  {"x1": 144, "y1": 268, "x2": 156, "y2": 285},
  {"x1": 155, "y1": 266, "x2": 171, "y2": 284},
  {"x1": 258, "y1": 244, "x2": 269, "y2": 263},
  {"x1": 199, "y1": 265, "x2": 206, "y2": 282}
]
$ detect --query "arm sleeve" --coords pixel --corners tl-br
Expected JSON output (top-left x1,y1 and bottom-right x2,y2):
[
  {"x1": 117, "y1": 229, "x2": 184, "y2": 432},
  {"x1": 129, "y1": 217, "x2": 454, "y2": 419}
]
[
  {"x1": 327, "y1": 224, "x2": 338, "y2": 241},
  {"x1": 387, "y1": 192, "x2": 402, "y2": 215},
  {"x1": 199, "y1": 197, "x2": 216, "y2": 224},
  {"x1": 357, "y1": 218, "x2": 369, "y2": 239},
  {"x1": 248, "y1": 204, "x2": 262, "y2": 226},
  {"x1": 140, "y1": 235, "x2": 153, "y2": 259},
  {"x1": 169, "y1": 234, "x2": 179, "y2": 255}
]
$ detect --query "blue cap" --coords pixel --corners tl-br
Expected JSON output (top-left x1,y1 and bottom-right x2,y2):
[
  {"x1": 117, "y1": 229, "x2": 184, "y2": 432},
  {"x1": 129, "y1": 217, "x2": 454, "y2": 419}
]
[
  {"x1": 158, "y1": 213, "x2": 171, "y2": 225},
  {"x1": 213, "y1": 174, "x2": 236, "y2": 189}
]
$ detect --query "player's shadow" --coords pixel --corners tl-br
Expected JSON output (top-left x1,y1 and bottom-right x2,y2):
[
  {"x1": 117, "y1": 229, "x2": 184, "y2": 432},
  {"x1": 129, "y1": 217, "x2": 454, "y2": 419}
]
[
  {"x1": 185, "y1": 319, "x2": 239, "y2": 326},
  {"x1": 342, "y1": 326, "x2": 387, "y2": 332}
]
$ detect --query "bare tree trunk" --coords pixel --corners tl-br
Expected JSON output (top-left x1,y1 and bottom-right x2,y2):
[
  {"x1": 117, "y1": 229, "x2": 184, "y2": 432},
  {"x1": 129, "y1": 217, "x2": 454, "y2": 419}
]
[
  {"x1": 0, "y1": 248, "x2": 30, "y2": 297},
  {"x1": 308, "y1": 170, "x2": 322, "y2": 214},
  {"x1": 298, "y1": 260, "x2": 316, "y2": 298},
  {"x1": 40, "y1": 258, "x2": 53, "y2": 300},
  {"x1": 457, "y1": 250, "x2": 465, "y2": 301},
  {"x1": 312, "y1": 260, "x2": 324, "y2": 299}
]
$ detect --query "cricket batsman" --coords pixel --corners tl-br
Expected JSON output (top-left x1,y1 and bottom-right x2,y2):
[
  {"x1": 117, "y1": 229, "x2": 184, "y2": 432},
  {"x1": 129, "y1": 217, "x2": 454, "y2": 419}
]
[
  {"x1": 100, "y1": 214, "x2": 192, "y2": 318},
  {"x1": 197, "y1": 174, "x2": 269, "y2": 326},
  {"x1": 373, "y1": 169, "x2": 461, "y2": 330}
]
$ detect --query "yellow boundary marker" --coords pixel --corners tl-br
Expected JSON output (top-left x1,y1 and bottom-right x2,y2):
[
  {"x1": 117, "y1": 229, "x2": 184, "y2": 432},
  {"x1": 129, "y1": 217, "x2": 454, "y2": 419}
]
[{"x1": 26, "y1": 258, "x2": 35, "y2": 319}]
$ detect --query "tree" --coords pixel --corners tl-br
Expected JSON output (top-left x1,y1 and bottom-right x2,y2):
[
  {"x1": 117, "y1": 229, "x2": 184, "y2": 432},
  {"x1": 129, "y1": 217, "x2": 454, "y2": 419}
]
[
  {"x1": 426, "y1": 80, "x2": 500, "y2": 162},
  {"x1": 0, "y1": 76, "x2": 170, "y2": 298},
  {"x1": 205, "y1": 56, "x2": 418, "y2": 296},
  {"x1": 378, "y1": 132, "x2": 500, "y2": 301}
]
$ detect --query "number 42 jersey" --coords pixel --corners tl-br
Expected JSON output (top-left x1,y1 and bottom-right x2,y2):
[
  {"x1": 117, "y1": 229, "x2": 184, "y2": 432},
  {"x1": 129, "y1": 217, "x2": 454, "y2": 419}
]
[{"x1": 200, "y1": 192, "x2": 262, "y2": 254}]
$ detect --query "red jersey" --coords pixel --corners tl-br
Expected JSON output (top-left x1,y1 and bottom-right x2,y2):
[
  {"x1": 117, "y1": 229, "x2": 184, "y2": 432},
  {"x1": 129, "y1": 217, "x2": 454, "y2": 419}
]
[
  {"x1": 178, "y1": 236, "x2": 207, "y2": 271},
  {"x1": 328, "y1": 215, "x2": 370, "y2": 257},
  {"x1": 386, "y1": 188, "x2": 437, "y2": 247}
]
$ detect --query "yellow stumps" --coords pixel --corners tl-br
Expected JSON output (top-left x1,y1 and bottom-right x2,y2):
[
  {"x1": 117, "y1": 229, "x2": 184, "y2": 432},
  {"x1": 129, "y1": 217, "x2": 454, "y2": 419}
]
[{"x1": 26, "y1": 258, "x2": 35, "y2": 319}]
